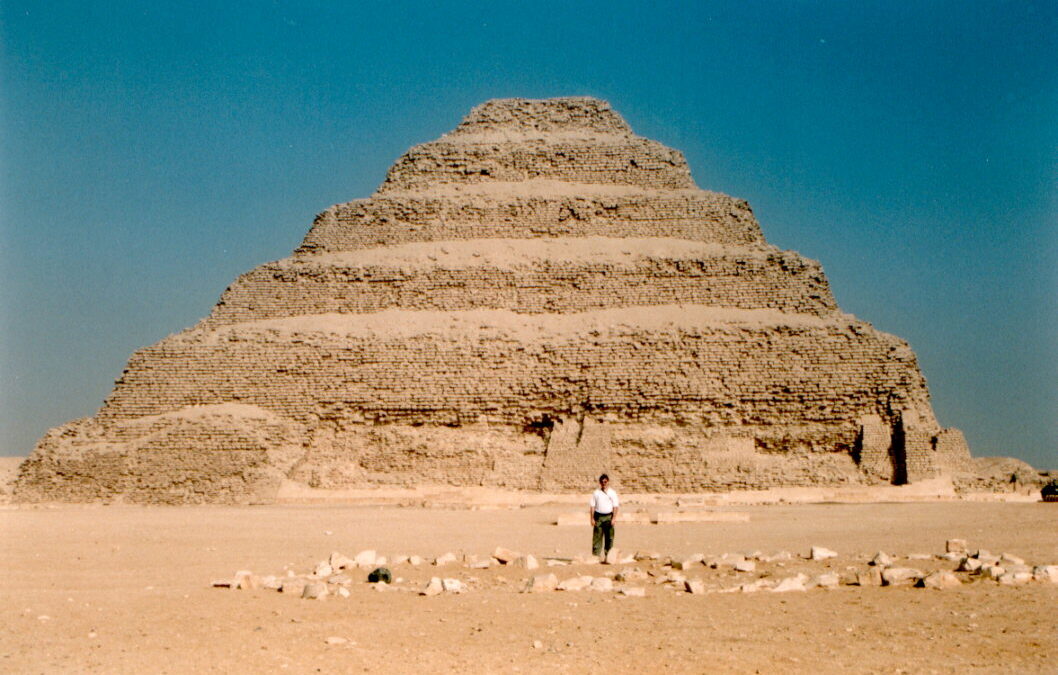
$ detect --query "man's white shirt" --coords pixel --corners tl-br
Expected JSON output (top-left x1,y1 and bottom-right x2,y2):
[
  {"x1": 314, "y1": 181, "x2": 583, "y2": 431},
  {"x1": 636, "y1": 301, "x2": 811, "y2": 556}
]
[{"x1": 590, "y1": 488, "x2": 619, "y2": 514}]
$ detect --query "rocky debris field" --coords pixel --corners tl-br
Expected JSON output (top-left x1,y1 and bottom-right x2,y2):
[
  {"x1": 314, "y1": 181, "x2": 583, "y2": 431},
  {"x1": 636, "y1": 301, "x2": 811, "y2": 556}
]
[{"x1": 214, "y1": 538, "x2": 1058, "y2": 601}]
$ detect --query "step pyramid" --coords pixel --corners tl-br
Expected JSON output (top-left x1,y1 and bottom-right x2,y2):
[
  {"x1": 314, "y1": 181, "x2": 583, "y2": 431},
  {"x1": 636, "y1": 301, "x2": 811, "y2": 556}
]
[{"x1": 16, "y1": 97, "x2": 972, "y2": 503}]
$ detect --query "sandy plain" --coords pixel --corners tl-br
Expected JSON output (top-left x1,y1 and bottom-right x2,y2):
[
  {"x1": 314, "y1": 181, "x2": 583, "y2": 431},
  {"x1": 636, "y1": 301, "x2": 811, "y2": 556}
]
[{"x1": 2, "y1": 492, "x2": 1056, "y2": 674}]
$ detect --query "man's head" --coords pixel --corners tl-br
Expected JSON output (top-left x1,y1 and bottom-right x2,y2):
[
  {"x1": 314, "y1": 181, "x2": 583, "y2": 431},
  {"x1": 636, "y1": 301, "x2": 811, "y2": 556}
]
[{"x1": 598, "y1": 473, "x2": 609, "y2": 488}]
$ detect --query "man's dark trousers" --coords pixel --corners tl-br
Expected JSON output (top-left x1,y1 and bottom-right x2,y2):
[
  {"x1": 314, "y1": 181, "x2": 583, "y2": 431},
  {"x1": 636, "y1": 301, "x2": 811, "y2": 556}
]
[{"x1": 592, "y1": 512, "x2": 614, "y2": 557}]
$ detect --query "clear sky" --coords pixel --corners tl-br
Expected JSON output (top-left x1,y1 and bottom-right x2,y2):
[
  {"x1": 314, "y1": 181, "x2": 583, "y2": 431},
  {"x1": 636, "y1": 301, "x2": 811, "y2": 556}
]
[{"x1": 1, "y1": 1, "x2": 1055, "y2": 468}]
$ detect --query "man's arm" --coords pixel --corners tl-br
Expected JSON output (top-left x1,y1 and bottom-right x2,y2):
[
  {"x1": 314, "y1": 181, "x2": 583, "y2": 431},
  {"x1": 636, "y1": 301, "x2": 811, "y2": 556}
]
[
  {"x1": 612, "y1": 505, "x2": 618, "y2": 524},
  {"x1": 589, "y1": 505, "x2": 596, "y2": 527}
]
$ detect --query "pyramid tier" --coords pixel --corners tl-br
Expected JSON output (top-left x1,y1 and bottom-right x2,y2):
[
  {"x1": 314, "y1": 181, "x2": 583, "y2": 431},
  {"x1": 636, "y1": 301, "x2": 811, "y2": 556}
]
[
  {"x1": 449, "y1": 97, "x2": 635, "y2": 136},
  {"x1": 378, "y1": 134, "x2": 694, "y2": 192},
  {"x1": 207, "y1": 238, "x2": 837, "y2": 326},
  {"x1": 100, "y1": 306, "x2": 930, "y2": 433},
  {"x1": 299, "y1": 182, "x2": 762, "y2": 253}
]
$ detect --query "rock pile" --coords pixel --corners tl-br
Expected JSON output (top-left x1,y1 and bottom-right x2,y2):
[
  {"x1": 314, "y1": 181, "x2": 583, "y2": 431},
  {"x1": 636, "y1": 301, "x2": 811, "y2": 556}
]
[{"x1": 211, "y1": 540, "x2": 1058, "y2": 600}]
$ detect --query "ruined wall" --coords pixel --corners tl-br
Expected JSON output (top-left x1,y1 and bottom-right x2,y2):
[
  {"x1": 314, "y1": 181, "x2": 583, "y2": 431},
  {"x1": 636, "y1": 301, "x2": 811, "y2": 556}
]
[{"x1": 16, "y1": 97, "x2": 973, "y2": 503}]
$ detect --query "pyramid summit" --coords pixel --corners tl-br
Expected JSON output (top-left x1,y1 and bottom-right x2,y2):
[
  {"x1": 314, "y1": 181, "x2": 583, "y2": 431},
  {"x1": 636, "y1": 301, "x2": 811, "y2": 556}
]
[{"x1": 16, "y1": 97, "x2": 975, "y2": 503}]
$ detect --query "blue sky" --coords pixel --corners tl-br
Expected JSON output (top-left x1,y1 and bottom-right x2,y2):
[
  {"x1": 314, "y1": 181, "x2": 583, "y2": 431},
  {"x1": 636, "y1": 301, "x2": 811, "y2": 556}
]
[{"x1": 1, "y1": 1, "x2": 1055, "y2": 468}]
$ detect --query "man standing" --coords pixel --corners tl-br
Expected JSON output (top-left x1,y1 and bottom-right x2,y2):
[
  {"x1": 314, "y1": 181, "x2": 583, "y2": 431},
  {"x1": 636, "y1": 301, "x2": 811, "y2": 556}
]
[{"x1": 589, "y1": 473, "x2": 619, "y2": 561}]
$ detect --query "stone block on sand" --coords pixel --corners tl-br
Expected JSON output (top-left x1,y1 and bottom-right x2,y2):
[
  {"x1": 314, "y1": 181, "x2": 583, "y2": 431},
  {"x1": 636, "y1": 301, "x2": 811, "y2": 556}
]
[
  {"x1": 301, "y1": 582, "x2": 328, "y2": 600},
  {"x1": 1032, "y1": 565, "x2": 1058, "y2": 583},
  {"x1": 810, "y1": 546, "x2": 838, "y2": 561},
  {"x1": 421, "y1": 577, "x2": 443, "y2": 596},
  {"x1": 557, "y1": 576, "x2": 593, "y2": 591},
  {"x1": 589, "y1": 577, "x2": 614, "y2": 592},
  {"x1": 770, "y1": 575, "x2": 807, "y2": 593},
  {"x1": 684, "y1": 579, "x2": 707, "y2": 595},
  {"x1": 881, "y1": 568, "x2": 923, "y2": 586},
  {"x1": 917, "y1": 571, "x2": 961, "y2": 589},
  {"x1": 493, "y1": 547, "x2": 521, "y2": 564},
  {"x1": 524, "y1": 573, "x2": 559, "y2": 593},
  {"x1": 511, "y1": 555, "x2": 539, "y2": 571},
  {"x1": 855, "y1": 568, "x2": 883, "y2": 587}
]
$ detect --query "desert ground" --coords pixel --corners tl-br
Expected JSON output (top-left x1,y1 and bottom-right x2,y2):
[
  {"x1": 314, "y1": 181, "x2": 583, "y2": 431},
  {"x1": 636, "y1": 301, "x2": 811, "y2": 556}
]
[{"x1": 2, "y1": 485, "x2": 1056, "y2": 674}]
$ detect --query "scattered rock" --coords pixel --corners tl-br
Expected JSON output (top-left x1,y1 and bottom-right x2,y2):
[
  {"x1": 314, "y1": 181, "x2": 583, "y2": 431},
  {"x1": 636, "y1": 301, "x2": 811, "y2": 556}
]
[
  {"x1": 815, "y1": 573, "x2": 840, "y2": 589},
  {"x1": 734, "y1": 560, "x2": 756, "y2": 573},
  {"x1": 325, "y1": 637, "x2": 348, "y2": 646},
  {"x1": 391, "y1": 555, "x2": 409, "y2": 566},
  {"x1": 663, "y1": 571, "x2": 687, "y2": 585},
  {"x1": 301, "y1": 582, "x2": 328, "y2": 600},
  {"x1": 511, "y1": 555, "x2": 539, "y2": 571},
  {"x1": 234, "y1": 571, "x2": 259, "y2": 590},
  {"x1": 261, "y1": 575, "x2": 282, "y2": 590},
  {"x1": 493, "y1": 547, "x2": 521, "y2": 564},
  {"x1": 684, "y1": 579, "x2": 707, "y2": 595},
  {"x1": 557, "y1": 576, "x2": 593, "y2": 591},
  {"x1": 421, "y1": 577, "x2": 443, "y2": 596},
  {"x1": 771, "y1": 575, "x2": 808, "y2": 593},
  {"x1": 441, "y1": 578, "x2": 467, "y2": 593},
  {"x1": 589, "y1": 577, "x2": 614, "y2": 592},
  {"x1": 314, "y1": 562, "x2": 333, "y2": 578},
  {"x1": 999, "y1": 553, "x2": 1025, "y2": 567},
  {"x1": 869, "y1": 552, "x2": 893, "y2": 567},
  {"x1": 524, "y1": 573, "x2": 559, "y2": 593},
  {"x1": 882, "y1": 567, "x2": 923, "y2": 586},
  {"x1": 408, "y1": 555, "x2": 424, "y2": 566},
  {"x1": 634, "y1": 551, "x2": 661, "y2": 561},
  {"x1": 918, "y1": 571, "x2": 961, "y2": 589},
  {"x1": 740, "y1": 579, "x2": 773, "y2": 593},
  {"x1": 279, "y1": 578, "x2": 306, "y2": 595},
  {"x1": 336, "y1": 586, "x2": 350, "y2": 598},
  {"x1": 906, "y1": 553, "x2": 932, "y2": 561},
  {"x1": 619, "y1": 586, "x2": 646, "y2": 597},
  {"x1": 211, "y1": 579, "x2": 233, "y2": 589},
  {"x1": 998, "y1": 571, "x2": 1032, "y2": 586},
  {"x1": 982, "y1": 565, "x2": 1006, "y2": 581},
  {"x1": 434, "y1": 552, "x2": 458, "y2": 566},
  {"x1": 354, "y1": 550, "x2": 377, "y2": 568},
  {"x1": 810, "y1": 546, "x2": 838, "y2": 561},
  {"x1": 707, "y1": 554, "x2": 745, "y2": 569},
  {"x1": 327, "y1": 574, "x2": 352, "y2": 586},
  {"x1": 958, "y1": 557, "x2": 983, "y2": 573},
  {"x1": 615, "y1": 568, "x2": 648, "y2": 583},
  {"x1": 672, "y1": 557, "x2": 702, "y2": 570},
  {"x1": 855, "y1": 568, "x2": 883, "y2": 587},
  {"x1": 532, "y1": 639, "x2": 544, "y2": 650},
  {"x1": 1032, "y1": 565, "x2": 1058, "y2": 583}
]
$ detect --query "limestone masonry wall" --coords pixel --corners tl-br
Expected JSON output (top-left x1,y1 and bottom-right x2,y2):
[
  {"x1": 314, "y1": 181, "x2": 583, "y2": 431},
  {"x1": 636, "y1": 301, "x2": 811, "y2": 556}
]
[{"x1": 16, "y1": 97, "x2": 975, "y2": 503}]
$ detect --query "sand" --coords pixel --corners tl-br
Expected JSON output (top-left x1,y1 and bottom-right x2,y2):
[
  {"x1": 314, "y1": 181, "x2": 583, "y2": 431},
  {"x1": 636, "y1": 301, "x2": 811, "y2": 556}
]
[{"x1": 2, "y1": 499, "x2": 1055, "y2": 673}]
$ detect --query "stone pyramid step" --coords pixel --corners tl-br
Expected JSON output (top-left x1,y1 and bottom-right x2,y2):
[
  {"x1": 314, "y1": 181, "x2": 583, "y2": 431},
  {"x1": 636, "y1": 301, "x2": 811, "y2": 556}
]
[
  {"x1": 207, "y1": 238, "x2": 837, "y2": 326},
  {"x1": 99, "y1": 306, "x2": 925, "y2": 435},
  {"x1": 298, "y1": 182, "x2": 763, "y2": 252}
]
